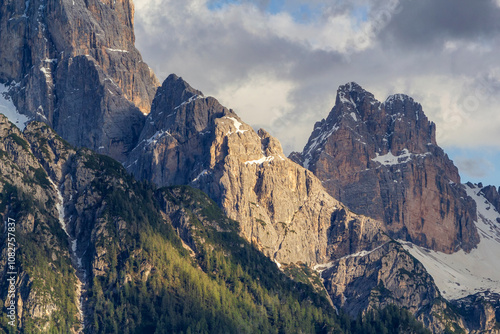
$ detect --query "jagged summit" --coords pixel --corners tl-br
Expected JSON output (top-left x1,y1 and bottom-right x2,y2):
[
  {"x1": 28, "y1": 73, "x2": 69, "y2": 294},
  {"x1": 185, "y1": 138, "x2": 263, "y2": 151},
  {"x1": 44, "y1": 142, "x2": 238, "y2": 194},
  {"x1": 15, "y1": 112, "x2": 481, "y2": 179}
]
[
  {"x1": 338, "y1": 81, "x2": 365, "y2": 92},
  {"x1": 334, "y1": 82, "x2": 379, "y2": 118},
  {"x1": 385, "y1": 93, "x2": 415, "y2": 105},
  {"x1": 293, "y1": 82, "x2": 478, "y2": 254},
  {"x1": 2, "y1": 0, "x2": 499, "y2": 332},
  {"x1": 151, "y1": 74, "x2": 204, "y2": 110},
  {"x1": 126, "y1": 74, "x2": 231, "y2": 186}
]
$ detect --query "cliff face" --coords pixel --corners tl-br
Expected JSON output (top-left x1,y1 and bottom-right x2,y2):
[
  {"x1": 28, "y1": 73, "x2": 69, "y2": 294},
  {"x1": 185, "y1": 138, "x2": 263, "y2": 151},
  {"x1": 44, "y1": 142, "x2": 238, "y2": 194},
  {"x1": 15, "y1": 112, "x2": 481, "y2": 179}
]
[
  {"x1": 122, "y1": 75, "x2": 496, "y2": 333},
  {"x1": 291, "y1": 82, "x2": 479, "y2": 253},
  {"x1": 0, "y1": 0, "x2": 159, "y2": 161},
  {"x1": 0, "y1": 115, "x2": 81, "y2": 332},
  {"x1": 480, "y1": 185, "x2": 500, "y2": 214},
  {"x1": 1, "y1": 0, "x2": 495, "y2": 330},
  {"x1": 126, "y1": 75, "x2": 388, "y2": 265}
]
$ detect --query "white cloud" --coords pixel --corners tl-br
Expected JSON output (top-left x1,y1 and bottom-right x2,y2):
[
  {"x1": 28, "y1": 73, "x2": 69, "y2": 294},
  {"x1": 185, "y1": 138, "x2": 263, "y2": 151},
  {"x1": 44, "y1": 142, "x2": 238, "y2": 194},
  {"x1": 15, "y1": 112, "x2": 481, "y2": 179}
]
[{"x1": 214, "y1": 73, "x2": 296, "y2": 129}]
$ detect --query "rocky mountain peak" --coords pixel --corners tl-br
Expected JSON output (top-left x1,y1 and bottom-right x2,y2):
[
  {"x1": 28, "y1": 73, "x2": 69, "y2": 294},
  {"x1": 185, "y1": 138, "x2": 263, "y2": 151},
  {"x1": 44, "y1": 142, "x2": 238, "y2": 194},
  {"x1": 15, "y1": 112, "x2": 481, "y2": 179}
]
[
  {"x1": 337, "y1": 81, "x2": 375, "y2": 102},
  {"x1": 150, "y1": 74, "x2": 204, "y2": 112},
  {"x1": 384, "y1": 93, "x2": 414, "y2": 105},
  {"x1": 479, "y1": 184, "x2": 500, "y2": 213},
  {"x1": 257, "y1": 128, "x2": 285, "y2": 157},
  {"x1": 294, "y1": 83, "x2": 478, "y2": 253},
  {"x1": 125, "y1": 75, "x2": 388, "y2": 265},
  {"x1": 383, "y1": 93, "x2": 437, "y2": 154},
  {"x1": 334, "y1": 82, "x2": 379, "y2": 121}
]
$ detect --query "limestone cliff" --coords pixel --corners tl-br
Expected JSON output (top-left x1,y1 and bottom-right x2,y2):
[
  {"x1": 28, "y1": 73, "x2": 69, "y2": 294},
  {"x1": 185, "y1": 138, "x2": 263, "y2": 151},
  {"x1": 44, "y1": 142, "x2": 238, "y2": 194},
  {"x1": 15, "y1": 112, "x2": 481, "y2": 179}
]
[
  {"x1": 453, "y1": 292, "x2": 500, "y2": 334},
  {"x1": 126, "y1": 75, "x2": 388, "y2": 265},
  {"x1": 0, "y1": 116, "x2": 349, "y2": 333},
  {"x1": 0, "y1": 0, "x2": 159, "y2": 161},
  {"x1": 124, "y1": 76, "x2": 493, "y2": 333},
  {"x1": 291, "y1": 82, "x2": 479, "y2": 253}
]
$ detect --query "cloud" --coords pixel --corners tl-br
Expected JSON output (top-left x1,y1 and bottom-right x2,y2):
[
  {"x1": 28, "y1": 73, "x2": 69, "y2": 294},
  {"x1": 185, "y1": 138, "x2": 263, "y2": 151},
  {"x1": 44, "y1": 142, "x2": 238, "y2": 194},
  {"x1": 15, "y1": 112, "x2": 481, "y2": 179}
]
[
  {"x1": 214, "y1": 72, "x2": 296, "y2": 130},
  {"x1": 380, "y1": 0, "x2": 500, "y2": 49},
  {"x1": 454, "y1": 156, "x2": 494, "y2": 179},
  {"x1": 133, "y1": 0, "x2": 500, "y2": 186}
]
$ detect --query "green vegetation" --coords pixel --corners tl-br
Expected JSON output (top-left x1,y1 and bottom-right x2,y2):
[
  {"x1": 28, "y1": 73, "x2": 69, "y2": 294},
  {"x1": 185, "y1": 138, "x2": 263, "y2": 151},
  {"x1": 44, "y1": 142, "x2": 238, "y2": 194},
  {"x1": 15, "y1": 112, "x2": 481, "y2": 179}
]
[
  {"x1": 0, "y1": 180, "x2": 78, "y2": 333},
  {"x1": 339, "y1": 305, "x2": 432, "y2": 334},
  {"x1": 33, "y1": 167, "x2": 51, "y2": 188},
  {"x1": 7, "y1": 133, "x2": 30, "y2": 151},
  {"x1": 85, "y1": 184, "x2": 339, "y2": 333}
]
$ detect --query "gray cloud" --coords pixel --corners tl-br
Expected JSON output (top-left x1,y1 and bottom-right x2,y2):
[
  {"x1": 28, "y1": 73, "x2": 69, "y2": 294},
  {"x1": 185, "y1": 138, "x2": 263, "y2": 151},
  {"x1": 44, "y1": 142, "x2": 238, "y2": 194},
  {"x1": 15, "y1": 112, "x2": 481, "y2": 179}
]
[
  {"x1": 380, "y1": 0, "x2": 500, "y2": 48},
  {"x1": 454, "y1": 156, "x2": 494, "y2": 179}
]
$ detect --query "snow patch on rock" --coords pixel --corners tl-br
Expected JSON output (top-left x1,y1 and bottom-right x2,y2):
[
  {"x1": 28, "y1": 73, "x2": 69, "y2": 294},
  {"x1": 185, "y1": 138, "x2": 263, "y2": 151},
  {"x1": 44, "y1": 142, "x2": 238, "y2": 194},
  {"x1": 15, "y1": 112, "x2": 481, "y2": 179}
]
[
  {"x1": 372, "y1": 149, "x2": 431, "y2": 166},
  {"x1": 401, "y1": 184, "x2": 500, "y2": 300},
  {"x1": 0, "y1": 85, "x2": 30, "y2": 130}
]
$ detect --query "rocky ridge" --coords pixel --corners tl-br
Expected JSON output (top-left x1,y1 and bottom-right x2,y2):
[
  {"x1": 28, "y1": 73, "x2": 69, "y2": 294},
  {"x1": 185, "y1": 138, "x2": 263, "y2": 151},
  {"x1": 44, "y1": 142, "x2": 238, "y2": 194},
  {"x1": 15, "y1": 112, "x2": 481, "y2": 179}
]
[
  {"x1": 126, "y1": 75, "x2": 388, "y2": 265},
  {"x1": 291, "y1": 82, "x2": 479, "y2": 254},
  {"x1": 479, "y1": 184, "x2": 500, "y2": 214},
  {"x1": 0, "y1": 115, "x2": 346, "y2": 333},
  {"x1": 0, "y1": 0, "x2": 496, "y2": 330},
  {"x1": 320, "y1": 241, "x2": 469, "y2": 333},
  {"x1": 0, "y1": 115, "x2": 82, "y2": 332}
]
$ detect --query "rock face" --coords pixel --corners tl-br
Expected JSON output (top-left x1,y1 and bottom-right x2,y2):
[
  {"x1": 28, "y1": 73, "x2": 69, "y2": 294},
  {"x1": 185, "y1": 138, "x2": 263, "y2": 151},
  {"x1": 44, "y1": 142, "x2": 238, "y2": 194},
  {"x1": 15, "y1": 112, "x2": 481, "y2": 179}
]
[
  {"x1": 320, "y1": 241, "x2": 468, "y2": 333},
  {"x1": 0, "y1": 0, "x2": 159, "y2": 161},
  {"x1": 480, "y1": 185, "x2": 500, "y2": 214},
  {"x1": 126, "y1": 75, "x2": 387, "y2": 265},
  {"x1": 291, "y1": 82, "x2": 479, "y2": 253},
  {"x1": 0, "y1": 115, "x2": 80, "y2": 332},
  {"x1": 0, "y1": 117, "x2": 348, "y2": 333},
  {"x1": 123, "y1": 75, "x2": 493, "y2": 333},
  {"x1": 453, "y1": 292, "x2": 500, "y2": 334}
]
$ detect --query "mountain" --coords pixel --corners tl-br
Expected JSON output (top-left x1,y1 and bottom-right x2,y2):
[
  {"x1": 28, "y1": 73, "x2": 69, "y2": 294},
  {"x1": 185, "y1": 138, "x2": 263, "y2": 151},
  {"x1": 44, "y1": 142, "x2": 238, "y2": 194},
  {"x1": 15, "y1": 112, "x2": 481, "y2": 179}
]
[
  {"x1": 291, "y1": 82, "x2": 500, "y2": 332},
  {"x1": 0, "y1": 114, "x2": 443, "y2": 334},
  {"x1": 0, "y1": 0, "x2": 159, "y2": 161},
  {"x1": 290, "y1": 82, "x2": 479, "y2": 254},
  {"x1": 0, "y1": 115, "x2": 342, "y2": 333},
  {"x1": 125, "y1": 74, "x2": 387, "y2": 266},
  {"x1": 123, "y1": 75, "x2": 487, "y2": 333},
  {"x1": 1, "y1": 0, "x2": 499, "y2": 332}
]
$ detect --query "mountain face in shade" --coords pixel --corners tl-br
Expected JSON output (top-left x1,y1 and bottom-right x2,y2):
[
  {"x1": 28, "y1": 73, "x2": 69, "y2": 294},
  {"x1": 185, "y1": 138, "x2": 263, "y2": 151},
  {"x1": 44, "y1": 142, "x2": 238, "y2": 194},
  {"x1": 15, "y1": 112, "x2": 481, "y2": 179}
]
[
  {"x1": 290, "y1": 82, "x2": 479, "y2": 254},
  {"x1": 0, "y1": 0, "x2": 159, "y2": 161}
]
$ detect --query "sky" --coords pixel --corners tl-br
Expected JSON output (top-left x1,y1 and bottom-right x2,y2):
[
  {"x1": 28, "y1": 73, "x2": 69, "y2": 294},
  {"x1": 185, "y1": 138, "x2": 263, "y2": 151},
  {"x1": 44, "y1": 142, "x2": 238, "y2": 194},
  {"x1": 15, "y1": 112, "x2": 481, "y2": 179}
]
[{"x1": 133, "y1": 0, "x2": 500, "y2": 187}]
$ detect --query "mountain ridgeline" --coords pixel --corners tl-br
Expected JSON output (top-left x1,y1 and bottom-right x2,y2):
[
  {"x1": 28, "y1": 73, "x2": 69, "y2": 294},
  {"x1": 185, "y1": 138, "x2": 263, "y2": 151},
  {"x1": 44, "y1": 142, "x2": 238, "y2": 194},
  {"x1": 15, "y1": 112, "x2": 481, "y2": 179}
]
[{"x1": 1, "y1": 0, "x2": 500, "y2": 333}]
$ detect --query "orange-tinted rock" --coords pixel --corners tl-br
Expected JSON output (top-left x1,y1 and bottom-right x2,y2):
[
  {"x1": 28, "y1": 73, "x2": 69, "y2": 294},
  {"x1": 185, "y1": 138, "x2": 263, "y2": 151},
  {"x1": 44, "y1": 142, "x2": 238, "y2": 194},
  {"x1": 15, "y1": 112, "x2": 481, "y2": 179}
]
[
  {"x1": 126, "y1": 75, "x2": 387, "y2": 265},
  {"x1": 292, "y1": 82, "x2": 479, "y2": 253}
]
